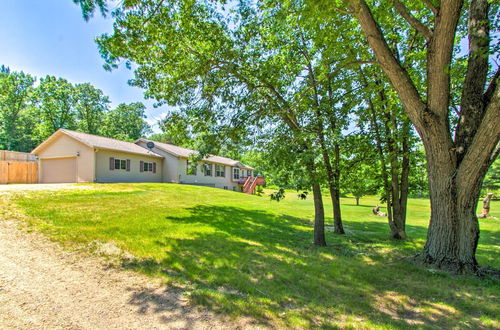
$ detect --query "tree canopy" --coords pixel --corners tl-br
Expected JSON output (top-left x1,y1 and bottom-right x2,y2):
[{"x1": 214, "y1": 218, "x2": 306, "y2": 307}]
[
  {"x1": 71, "y1": 0, "x2": 500, "y2": 272},
  {"x1": 0, "y1": 67, "x2": 153, "y2": 151}
]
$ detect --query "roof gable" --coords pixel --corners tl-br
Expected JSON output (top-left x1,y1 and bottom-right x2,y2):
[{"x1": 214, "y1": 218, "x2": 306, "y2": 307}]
[{"x1": 33, "y1": 129, "x2": 163, "y2": 158}]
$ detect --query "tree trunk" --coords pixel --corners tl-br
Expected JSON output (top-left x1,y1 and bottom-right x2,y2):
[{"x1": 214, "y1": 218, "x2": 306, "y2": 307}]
[
  {"x1": 318, "y1": 139, "x2": 344, "y2": 233},
  {"x1": 393, "y1": 120, "x2": 410, "y2": 239},
  {"x1": 306, "y1": 58, "x2": 345, "y2": 235},
  {"x1": 355, "y1": 196, "x2": 360, "y2": 206},
  {"x1": 365, "y1": 82, "x2": 403, "y2": 238},
  {"x1": 380, "y1": 82, "x2": 408, "y2": 239},
  {"x1": 331, "y1": 143, "x2": 344, "y2": 233},
  {"x1": 418, "y1": 160, "x2": 481, "y2": 273},
  {"x1": 349, "y1": 0, "x2": 499, "y2": 272},
  {"x1": 312, "y1": 182, "x2": 327, "y2": 246}
]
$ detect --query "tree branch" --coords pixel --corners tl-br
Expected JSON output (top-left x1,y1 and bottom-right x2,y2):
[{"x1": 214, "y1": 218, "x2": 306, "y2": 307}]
[
  {"x1": 423, "y1": 0, "x2": 439, "y2": 16},
  {"x1": 484, "y1": 66, "x2": 500, "y2": 106},
  {"x1": 456, "y1": 82, "x2": 500, "y2": 198},
  {"x1": 455, "y1": 0, "x2": 490, "y2": 164},
  {"x1": 143, "y1": 0, "x2": 165, "y2": 25},
  {"x1": 392, "y1": 0, "x2": 433, "y2": 41},
  {"x1": 426, "y1": 0, "x2": 463, "y2": 116},
  {"x1": 347, "y1": 0, "x2": 426, "y2": 132}
]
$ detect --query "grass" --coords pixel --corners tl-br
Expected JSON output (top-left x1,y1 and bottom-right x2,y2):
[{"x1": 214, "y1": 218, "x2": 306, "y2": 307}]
[{"x1": 1, "y1": 183, "x2": 499, "y2": 328}]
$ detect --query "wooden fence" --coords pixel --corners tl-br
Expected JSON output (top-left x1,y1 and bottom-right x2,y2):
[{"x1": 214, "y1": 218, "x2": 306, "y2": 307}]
[
  {"x1": 0, "y1": 150, "x2": 37, "y2": 162},
  {"x1": 0, "y1": 150, "x2": 38, "y2": 184}
]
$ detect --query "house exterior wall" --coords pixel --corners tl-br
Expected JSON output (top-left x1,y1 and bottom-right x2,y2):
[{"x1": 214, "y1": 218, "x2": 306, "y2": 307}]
[
  {"x1": 136, "y1": 141, "x2": 252, "y2": 190},
  {"x1": 177, "y1": 158, "x2": 240, "y2": 190},
  {"x1": 135, "y1": 141, "x2": 179, "y2": 183},
  {"x1": 34, "y1": 134, "x2": 94, "y2": 183},
  {"x1": 95, "y1": 149, "x2": 162, "y2": 183},
  {"x1": 161, "y1": 152, "x2": 180, "y2": 183}
]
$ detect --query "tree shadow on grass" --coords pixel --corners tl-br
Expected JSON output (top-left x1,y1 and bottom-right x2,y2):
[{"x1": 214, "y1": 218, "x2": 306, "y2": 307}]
[{"x1": 122, "y1": 205, "x2": 499, "y2": 328}]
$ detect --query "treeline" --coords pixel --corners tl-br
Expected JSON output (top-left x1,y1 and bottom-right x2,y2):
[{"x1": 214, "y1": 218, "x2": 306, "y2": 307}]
[{"x1": 0, "y1": 65, "x2": 152, "y2": 152}]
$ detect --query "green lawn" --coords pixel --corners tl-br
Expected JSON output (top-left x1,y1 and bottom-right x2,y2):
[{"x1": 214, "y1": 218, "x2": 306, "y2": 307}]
[{"x1": 1, "y1": 183, "x2": 499, "y2": 328}]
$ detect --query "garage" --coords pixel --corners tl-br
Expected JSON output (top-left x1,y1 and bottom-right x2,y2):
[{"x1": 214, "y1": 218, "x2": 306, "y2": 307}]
[{"x1": 40, "y1": 157, "x2": 77, "y2": 183}]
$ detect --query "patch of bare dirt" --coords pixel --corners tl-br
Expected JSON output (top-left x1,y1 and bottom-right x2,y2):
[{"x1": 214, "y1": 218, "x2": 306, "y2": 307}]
[{"x1": 0, "y1": 219, "x2": 265, "y2": 329}]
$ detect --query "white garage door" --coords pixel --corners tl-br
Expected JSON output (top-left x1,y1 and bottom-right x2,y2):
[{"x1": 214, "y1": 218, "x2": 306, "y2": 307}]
[{"x1": 40, "y1": 157, "x2": 77, "y2": 183}]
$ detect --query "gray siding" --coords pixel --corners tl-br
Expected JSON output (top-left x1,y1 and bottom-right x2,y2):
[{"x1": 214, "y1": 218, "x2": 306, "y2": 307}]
[{"x1": 95, "y1": 150, "x2": 162, "y2": 183}]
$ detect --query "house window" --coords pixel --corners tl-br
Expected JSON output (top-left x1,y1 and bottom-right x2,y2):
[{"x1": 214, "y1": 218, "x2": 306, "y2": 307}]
[
  {"x1": 215, "y1": 165, "x2": 225, "y2": 177},
  {"x1": 247, "y1": 170, "x2": 253, "y2": 177},
  {"x1": 233, "y1": 167, "x2": 240, "y2": 180},
  {"x1": 110, "y1": 158, "x2": 130, "y2": 171},
  {"x1": 115, "y1": 159, "x2": 126, "y2": 170},
  {"x1": 143, "y1": 162, "x2": 153, "y2": 172},
  {"x1": 203, "y1": 163, "x2": 212, "y2": 176},
  {"x1": 223, "y1": 186, "x2": 228, "y2": 190},
  {"x1": 186, "y1": 160, "x2": 197, "y2": 175}
]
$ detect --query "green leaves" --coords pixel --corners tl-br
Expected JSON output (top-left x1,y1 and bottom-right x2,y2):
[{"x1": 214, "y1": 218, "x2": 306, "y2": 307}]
[
  {"x1": 0, "y1": 68, "x2": 36, "y2": 151},
  {"x1": 1, "y1": 66, "x2": 153, "y2": 151},
  {"x1": 74, "y1": 83, "x2": 111, "y2": 134},
  {"x1": 34, "y1": 76, "x2": 78, "y2": 137},
  {"x1": 72, "y1": 0, "x2": 108, "y2": 21},
  {"x1": 102, "y1": 102, "x2": 152, "y2": 141}
]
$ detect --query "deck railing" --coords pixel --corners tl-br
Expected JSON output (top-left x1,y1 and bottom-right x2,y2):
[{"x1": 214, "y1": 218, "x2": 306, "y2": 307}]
[
  {"x1": 238, "y1": 176, "x2": 265, "y2": 185},
  {"x1": 240, "y1": 176, "x2": 265, "y2": 194}
]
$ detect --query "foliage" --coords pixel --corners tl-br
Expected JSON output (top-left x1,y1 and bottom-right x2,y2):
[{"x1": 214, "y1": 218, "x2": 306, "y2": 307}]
[
  {"x1": 33, "y1": 75, "x2": 78, "y2": 140},
  {"x1": 270, "y1": 187, "x2": 285, "y2": 202},
  {"x1": 0, "y1": 68, "x2": 37, "y2": 151},
  {"x1": 72, "y1": 0, "x2": 499, "y2": 262},
  {"x1": 297, "y1": 191, "x2": 308, "y2": 200},
  {"x1": 156, "y1": 112, "x2": 192, "y2": 147},
  {"x1": 255, "y1": 184, "x2": 264, "y2": 196},
  {"x1": 3, "y1": 183, "x2": 499, "y2": 328},
  {"x1": 482, "y1": 159, "x2": 500, "y2": 195},
  {"x1": 101, "y1": 102, "x2": 151, "y2": 141},
  {"x1": 0, "y1": 66, "x2": 153, "y2": 151},
  {"x1": 73, "y1": 83, "x2": 110, "y2": 134},
  {"x1": 332, "y1": 0, "x2": 499, "y2": 267},
  {"x1": 343, "y1": 164, "x2": 378, "y2": 204}
]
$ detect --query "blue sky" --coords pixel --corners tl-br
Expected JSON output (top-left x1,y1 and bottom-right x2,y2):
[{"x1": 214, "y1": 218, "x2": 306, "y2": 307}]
[{"x1": 0, "y1": 0, "x2": 167, "y2": 131}]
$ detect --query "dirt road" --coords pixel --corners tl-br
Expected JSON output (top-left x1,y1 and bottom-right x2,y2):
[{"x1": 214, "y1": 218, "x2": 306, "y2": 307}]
[{"x1": 0, "y1": 218, "x2": 251, "y2": 329}]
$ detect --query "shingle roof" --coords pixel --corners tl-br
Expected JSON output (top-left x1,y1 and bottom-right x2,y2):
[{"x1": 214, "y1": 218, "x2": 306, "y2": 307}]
[
  {"x1": 138, "y1": 139, "x2": 254, "y2": 169},
  {"x1": 33, "y1": 129, "x2": 163, "y2": 158}
]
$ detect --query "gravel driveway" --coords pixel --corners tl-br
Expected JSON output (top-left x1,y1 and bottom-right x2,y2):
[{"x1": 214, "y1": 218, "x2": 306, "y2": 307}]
[{"x1": 0, "y1": 202, "x2": 260, "y2": 329}]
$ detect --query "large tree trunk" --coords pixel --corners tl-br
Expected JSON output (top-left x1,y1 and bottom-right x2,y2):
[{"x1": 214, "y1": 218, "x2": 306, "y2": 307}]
[
  {"x1": 312, "y1": 182, "x2": 327, "y2": 246},
  {"x1": 418, "y1": 159, "x2": 480, "y2": 273},
  {"x1": 349, "y1": 0, "x2": 499, "y2": 272}
]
